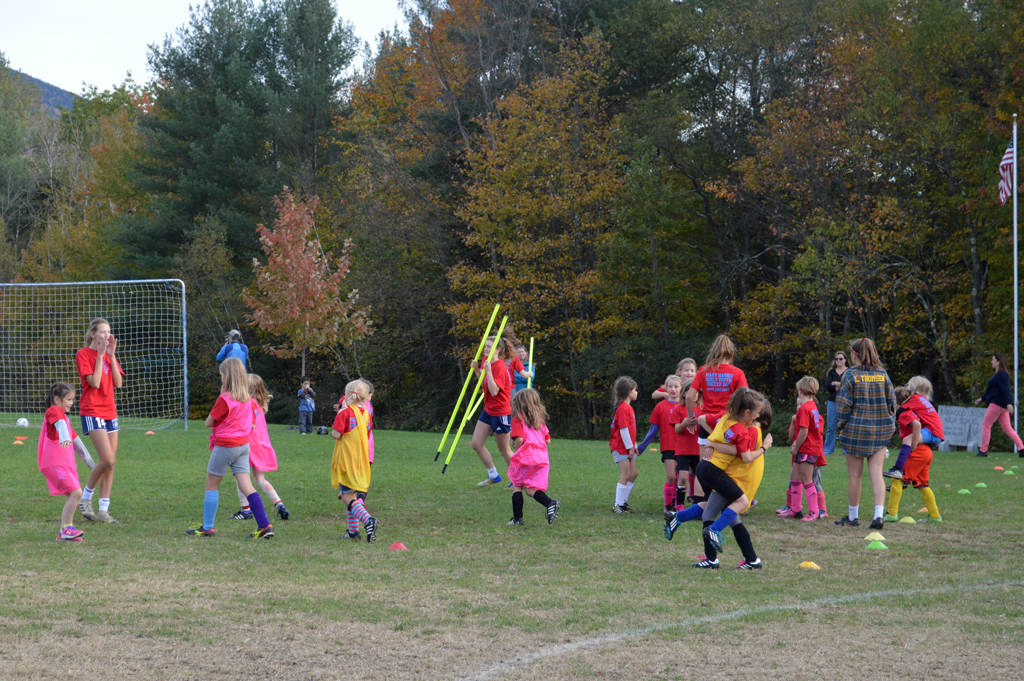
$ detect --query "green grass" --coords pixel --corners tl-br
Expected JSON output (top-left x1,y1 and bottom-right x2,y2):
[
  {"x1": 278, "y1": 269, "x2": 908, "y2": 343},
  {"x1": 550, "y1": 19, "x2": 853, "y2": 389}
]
[{"x1": 1, "y1": 424, "x2": 1023, "y2": 677}]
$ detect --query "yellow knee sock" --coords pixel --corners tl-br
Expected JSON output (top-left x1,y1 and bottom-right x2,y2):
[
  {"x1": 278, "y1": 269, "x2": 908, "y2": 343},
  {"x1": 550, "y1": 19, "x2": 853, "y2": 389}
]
[
  {"x1": 921, "y1": 486, "x2": 940, "y2": 518},
  {"x1": 887, "y1": 480, "x2": 903, "y2": 516}
]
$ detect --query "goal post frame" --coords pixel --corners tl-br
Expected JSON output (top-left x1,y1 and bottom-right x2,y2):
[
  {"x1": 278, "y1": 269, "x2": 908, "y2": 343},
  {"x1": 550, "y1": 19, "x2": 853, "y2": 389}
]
[{"x1": 0, "y1": 278, "x2": 189, "y2": 430}]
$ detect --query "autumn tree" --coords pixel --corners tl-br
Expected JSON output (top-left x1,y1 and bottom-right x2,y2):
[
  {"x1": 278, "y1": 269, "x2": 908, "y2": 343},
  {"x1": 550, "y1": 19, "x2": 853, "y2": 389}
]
[
  {"x1": 244, "y1": 188, "x2": 370, "y2": 376},
  {"x1": 450, "y1": 35, "x2": 624, "y2": 435}
]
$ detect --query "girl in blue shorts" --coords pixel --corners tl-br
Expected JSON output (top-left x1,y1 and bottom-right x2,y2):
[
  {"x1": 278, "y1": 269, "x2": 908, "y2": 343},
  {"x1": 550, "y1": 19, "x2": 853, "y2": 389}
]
[{"x1": 471, "y1": 330, "x2": 520, "y2": 487}]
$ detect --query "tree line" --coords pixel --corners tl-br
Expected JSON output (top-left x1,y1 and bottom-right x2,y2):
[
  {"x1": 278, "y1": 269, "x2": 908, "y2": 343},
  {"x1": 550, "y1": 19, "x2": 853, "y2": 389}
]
[{"x1": 1, "y1": 0, "x2": 1022, "y2": 438}]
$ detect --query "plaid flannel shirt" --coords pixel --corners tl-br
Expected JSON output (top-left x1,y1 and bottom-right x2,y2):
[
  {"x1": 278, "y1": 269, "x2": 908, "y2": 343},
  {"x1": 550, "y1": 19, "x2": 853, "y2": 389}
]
[{"x1": 835, "y1": 366, "x2": 895, "y2": 457}]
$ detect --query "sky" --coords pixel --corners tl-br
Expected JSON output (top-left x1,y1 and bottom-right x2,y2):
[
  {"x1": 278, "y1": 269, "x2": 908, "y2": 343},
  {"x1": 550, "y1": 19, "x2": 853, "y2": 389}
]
[{"x1": 0, "y1": 0, "x2": 408, "y2": 94}]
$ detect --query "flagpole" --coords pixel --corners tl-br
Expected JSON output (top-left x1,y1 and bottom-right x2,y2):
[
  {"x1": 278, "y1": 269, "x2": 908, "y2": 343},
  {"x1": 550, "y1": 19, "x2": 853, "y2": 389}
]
[{"x1": 1015, "y1": 114, "x2": 1019, "y2": 432}]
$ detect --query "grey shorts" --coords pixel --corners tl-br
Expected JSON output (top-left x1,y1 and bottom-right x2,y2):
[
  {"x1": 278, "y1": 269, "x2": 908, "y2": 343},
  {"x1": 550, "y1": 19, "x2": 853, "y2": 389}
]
[
  {"x1": 208, "y1": 444, "x2": 250, "y2": 477},
  {"x1": 612, "y1": 451, "x2": 632, "y2": 464}
]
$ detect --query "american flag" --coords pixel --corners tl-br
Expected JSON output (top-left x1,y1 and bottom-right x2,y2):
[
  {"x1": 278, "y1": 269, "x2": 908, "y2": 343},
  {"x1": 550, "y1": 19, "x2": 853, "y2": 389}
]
[{"x1": 999, "y1": 140, "x2": 1015, "y2": 205}]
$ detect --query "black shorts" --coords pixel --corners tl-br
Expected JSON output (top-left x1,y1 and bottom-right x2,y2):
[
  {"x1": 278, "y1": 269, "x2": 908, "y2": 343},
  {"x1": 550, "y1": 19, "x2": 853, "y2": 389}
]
[
  {"x1": 695, "y1": 460, "x2": 744, "y2": 505},
  {"x1": 675, "y1": 454, "x2": 700, "y2": 475},
  {"x1": 661, "y1": 449, "x2": 676, "y2": 462},
  {"x1": 699, "y1": 425, "x2": 711, "y2": 440}
]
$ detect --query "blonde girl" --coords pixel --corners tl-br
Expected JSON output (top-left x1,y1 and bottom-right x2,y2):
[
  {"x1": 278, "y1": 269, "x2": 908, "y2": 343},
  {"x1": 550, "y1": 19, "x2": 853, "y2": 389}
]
[
  {"x1": 76, "y1": 318, "x2": 124, "y2": 524},
  {"x1": 187, "y1": 358, "x2": 274, "y2": 539},
  {"x1": 684, "y1": 336, "x2": 747, "y2": 447},
  {"x1": 610, "y1": 376, "x2": 639, "y2": 513},
  {"x1": 331, "y1": 379, "x2": 379, "y2": 542},
  {"x1": 507, "y1": 389, "x2": 560, "y2": 525},
  {"x1": 230, "y1": 374, "x2": 290, "y2": 522},
  {"x1": 471, "y1": 329, "x2": 520, "y2": 487},
  {"x1": 781, "y1": 376, "x2": 825, "y2": 522},
  {"x1": 640, "y1": 375, "x2": 684, "y2": 512},
  {"x1": 652, "y1": 358, "x2": 698, "y2": 401}
]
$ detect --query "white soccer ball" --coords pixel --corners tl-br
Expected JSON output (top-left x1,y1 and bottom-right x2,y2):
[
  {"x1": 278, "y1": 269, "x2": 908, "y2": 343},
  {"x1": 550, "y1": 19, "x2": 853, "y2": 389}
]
[{"x1": 16, "y1": 418, "x2": 29, "y2": 428}]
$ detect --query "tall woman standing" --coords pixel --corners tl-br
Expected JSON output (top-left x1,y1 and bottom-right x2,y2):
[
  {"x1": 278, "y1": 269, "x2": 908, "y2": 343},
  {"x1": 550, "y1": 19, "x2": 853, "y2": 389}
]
[
  {"x1": 974, "y1": 354, "x2": 1024, "y2": 457},
  {"x1": 76, "y1": 318, "x2": 124, "y2": 524},
  {"x1": 823, "y1": 351, "x2": 848, "y2": 456},
  {"x1": 835, "y1": 337, "x2": 895, "y2": 530}
]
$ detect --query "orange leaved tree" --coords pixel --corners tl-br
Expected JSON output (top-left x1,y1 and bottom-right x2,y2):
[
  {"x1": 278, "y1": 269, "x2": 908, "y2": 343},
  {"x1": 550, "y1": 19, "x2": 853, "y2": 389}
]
[{"x1": 244, "y1": 188, "x2": 371, "y2": 375}]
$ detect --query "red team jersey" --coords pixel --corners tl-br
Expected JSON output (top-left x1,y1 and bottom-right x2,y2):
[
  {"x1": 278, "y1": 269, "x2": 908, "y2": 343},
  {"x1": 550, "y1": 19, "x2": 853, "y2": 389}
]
[
  {"x1": 75, "y1": 347, "x2": 123, "y2": 419},
  {"x1": 333, "y1": 405, "x2": 368, "y2": 434},
  {"x1": 794, "y1": 400, "x2": 825, "y2": 464},
  {"x1": 610, "y1": 401, "x2": 636, "y2": 455},
  {"x1": 44, "y1": 405, "x2": 78, "y2": 442},
  {"x1": 903, "y1": 394, "x2": 944, "y2": 440},
  {"x1": 670, "y1": 403, "x2": 700, "y2": 456},
  {"x1": 482, "y1": 359, "x2": 512, "y2": 416},
  {"x1": 649, "y1": 400, "x2": 679, "y2": 452},
  {"x1": 692, "y1": 364, "x2": 747, "y2": 417}
]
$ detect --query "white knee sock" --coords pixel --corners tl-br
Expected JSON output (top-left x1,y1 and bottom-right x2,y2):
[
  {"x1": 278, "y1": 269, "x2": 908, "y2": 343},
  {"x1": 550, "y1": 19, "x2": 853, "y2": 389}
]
[
  {"x1": 624, "y1": 482, "x2": 635, "y2": 503},
  {"x1": 615, "y1": 483, "x2": 627, "y2": 506},
  {"x1": 81, "y1": 486, "x2": 95, "y2": 501},
  {"x1": 98, "y1": 498, "x2": 110, "y2": 513}
]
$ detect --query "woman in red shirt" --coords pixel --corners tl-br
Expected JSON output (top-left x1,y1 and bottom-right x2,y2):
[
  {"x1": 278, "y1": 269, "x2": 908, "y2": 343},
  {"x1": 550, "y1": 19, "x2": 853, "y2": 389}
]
[{"x1": 76, "y1": 318, "x2": 124, "y2": 524}]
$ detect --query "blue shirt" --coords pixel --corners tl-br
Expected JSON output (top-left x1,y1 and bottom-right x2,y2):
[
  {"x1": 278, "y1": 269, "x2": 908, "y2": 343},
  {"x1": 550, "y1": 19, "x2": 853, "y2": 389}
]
[
  {"x1": 217, "y1": 342, "x2": 248, "y2": 364},
  {"x1": 513, "y1": 362, "x2": 535, "y2": 392},
  {"x1": 298, "y1": 388, "x2": 316, "y2": 412}
]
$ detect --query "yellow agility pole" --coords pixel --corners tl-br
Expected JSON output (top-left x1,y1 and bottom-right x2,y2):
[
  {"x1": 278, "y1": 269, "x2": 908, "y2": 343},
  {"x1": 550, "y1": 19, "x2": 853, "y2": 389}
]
[
  {"x1": 527, "y1": 337, "x2": 535, "y2": 389},
  {"x1": 442, "y1": 315, "x2": 508, "y2": 475},
  {"x1": 434, "y1": 304, "x2": 500, "y2": 463}
]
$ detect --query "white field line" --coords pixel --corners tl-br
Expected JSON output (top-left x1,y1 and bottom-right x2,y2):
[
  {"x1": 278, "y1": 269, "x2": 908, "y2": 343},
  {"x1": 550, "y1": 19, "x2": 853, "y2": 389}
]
[{"x1": 457, "y1": 580, "x2": 1024, "y2": 681}]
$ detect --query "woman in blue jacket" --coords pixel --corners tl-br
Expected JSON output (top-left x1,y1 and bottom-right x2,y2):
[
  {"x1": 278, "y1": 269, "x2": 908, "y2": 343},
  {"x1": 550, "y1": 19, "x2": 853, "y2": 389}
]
[
  {"x1": 975, "y1": 353, "x2": 1024, "y2": 457},
  {"x1": 217, "y1": 330, "x2": 249, "y2": 367}
]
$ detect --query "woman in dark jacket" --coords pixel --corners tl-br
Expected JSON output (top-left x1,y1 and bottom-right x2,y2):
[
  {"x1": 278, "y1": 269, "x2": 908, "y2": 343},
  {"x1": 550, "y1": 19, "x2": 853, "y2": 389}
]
[
  {"x1": 974, "y1": 354, "x2": 1024, "y2": 457},
  {"x1": 824, "y1": 351, "x2": 848, "y2": 455}
]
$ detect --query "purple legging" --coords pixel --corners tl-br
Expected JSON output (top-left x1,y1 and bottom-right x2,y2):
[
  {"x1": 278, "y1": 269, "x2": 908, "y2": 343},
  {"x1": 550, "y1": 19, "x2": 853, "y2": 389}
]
[{"x1": 981, "y1": 404, "x2": 1024, "y2": 452}]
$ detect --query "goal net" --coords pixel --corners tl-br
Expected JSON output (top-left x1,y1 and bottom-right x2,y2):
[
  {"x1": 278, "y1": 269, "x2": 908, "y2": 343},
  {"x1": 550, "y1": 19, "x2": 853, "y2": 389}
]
[{"x1": 0, "y1": 280, "x2": 188, "y2": 430}]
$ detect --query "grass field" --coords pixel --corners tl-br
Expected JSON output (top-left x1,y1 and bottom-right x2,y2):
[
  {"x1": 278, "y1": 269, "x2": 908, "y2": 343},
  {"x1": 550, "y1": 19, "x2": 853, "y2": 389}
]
[{"x1": 1, "y1": 423, "x2": 1023, "y2": 680}]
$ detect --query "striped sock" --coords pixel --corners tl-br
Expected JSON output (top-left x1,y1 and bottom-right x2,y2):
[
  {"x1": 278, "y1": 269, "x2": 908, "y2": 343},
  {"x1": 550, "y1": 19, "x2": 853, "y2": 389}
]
[
  {"x1": 347, "y1": 507, "x2": 359, "y2": 534},
  {"x1": 351, "y1": 499, "x2": 371, "y2": 526}
]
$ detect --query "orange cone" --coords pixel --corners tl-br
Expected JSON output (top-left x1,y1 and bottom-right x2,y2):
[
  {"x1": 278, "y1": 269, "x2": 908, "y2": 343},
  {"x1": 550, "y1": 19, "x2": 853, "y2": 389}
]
[
  {"x1": 389, "y1": 541, "x2": 407, "y2": 551},
  {"x1": 145, "y1": 431, "x2": 155, "y2": 435}
]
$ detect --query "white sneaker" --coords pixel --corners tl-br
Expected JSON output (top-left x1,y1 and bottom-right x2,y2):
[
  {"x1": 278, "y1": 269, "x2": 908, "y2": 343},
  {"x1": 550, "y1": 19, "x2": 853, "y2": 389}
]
[{"x1": 477, "y1": 475, "x2": 502, "y2": 487}]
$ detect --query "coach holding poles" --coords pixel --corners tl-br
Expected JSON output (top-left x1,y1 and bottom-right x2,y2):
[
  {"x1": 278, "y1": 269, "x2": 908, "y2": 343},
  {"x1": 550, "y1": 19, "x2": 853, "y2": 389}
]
[{"x1": 834, "y1": 337, "x2": 896, "y2": 530}]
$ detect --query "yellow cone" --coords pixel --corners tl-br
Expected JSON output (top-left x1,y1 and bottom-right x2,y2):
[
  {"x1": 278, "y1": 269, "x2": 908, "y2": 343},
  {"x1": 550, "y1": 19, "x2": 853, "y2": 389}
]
[
  {"x1": 799, "y1": 561, "x2": 821, "y2": 570},
  {"x1": 899, "y1": 516, "x2": 916, "y2": 524},
  {"x1": 864, "y1": 532, "x2": 885, "y2": 541}
]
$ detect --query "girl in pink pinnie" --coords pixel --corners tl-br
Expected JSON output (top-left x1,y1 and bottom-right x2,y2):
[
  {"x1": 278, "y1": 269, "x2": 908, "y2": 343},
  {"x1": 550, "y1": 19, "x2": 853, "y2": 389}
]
[
  {"x1": 39, "y1": 382, "x2": 94, "y2": 541},
  {"x1": 506, "y1": 389, "x2": 560, "y2": 525}
]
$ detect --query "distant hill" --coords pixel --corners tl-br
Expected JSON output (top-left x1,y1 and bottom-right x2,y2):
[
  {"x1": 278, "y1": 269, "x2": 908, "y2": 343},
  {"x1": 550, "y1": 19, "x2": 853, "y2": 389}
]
[{"x1": 15, "y1": 73, "x2": 77, "y2": 117}]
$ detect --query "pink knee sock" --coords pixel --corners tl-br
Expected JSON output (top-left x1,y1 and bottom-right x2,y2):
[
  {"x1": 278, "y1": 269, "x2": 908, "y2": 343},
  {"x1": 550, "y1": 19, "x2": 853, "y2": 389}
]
[
  {"x1": 803, "y1": 482, "x2": 819, "y2": 516},
  {"x1": 816, "y1": 488, "x2": 827, "y2": 514},
  {"x1": 789, "y1": 481, "x2": 803, "y2": 512}
]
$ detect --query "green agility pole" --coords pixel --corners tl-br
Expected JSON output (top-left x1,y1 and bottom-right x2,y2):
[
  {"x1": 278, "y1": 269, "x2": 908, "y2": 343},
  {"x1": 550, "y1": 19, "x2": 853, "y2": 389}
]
[
  {"x1": 442, "y1": 315, "x2": 508, "y2": 475},
  {"x1": 527, "y1": 337, "x2": 534, "y2": 389},
  {"x1": 434, "y1": 304, "x2": 500, "y2": 463}
]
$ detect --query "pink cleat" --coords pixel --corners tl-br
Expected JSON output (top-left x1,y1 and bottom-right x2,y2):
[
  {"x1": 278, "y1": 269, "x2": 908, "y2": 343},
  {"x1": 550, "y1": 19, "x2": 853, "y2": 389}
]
[
  {"x1": 778, "y1": 508, "x2": 801, "y2": 518},
  {"x1": 57, "y1": 526, "x2": 84, "y2": 541},
  {"x1": 801, "y1": 511, "x2": 818, "y2": 522},
  {"x1": 776, "y1": 506, "x2": 790, "y2": 516}
]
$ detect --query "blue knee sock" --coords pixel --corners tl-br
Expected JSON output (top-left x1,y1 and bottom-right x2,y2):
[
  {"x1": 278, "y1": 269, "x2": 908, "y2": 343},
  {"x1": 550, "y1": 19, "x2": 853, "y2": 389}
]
[
  {"x1": 675, "y1": 505, "x2": 705, "y2": 524},
  {"x1": 710, "y1": 507, "x2": 737, "y2": 533},
  {"x1": 203, "y1": 490, "x2": 219, "y2": 530}
]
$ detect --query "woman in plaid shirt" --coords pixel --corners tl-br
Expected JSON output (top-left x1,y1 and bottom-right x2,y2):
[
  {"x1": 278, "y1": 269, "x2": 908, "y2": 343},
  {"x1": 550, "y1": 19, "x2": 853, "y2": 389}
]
[{"x1": 834, "y1": 337, "x2": 896, "y2": 530}]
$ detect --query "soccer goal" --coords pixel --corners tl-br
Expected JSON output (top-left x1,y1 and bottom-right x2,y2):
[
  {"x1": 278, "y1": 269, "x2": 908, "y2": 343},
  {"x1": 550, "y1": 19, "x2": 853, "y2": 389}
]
[{"x1": 0, "y1": 279, "x2": 188, "y2": 430}]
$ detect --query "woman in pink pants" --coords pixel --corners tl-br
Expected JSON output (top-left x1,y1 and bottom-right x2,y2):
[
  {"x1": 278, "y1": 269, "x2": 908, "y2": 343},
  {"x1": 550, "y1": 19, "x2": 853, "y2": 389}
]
[{"x1": 975, "y1": 354, "x2": 1024, "y2": 457}]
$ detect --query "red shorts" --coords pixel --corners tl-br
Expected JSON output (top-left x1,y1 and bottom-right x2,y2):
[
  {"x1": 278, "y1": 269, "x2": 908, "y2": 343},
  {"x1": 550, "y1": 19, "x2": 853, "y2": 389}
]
[
  {"x1": 40, "y1": 465, "x2": 80, "y2": 496},
  {"x1": 903, "y1": 444, "x2": 932, "y2": 488},
  {"x1": 507, "y1": 462, "x2": 549, "y2": 491}
]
